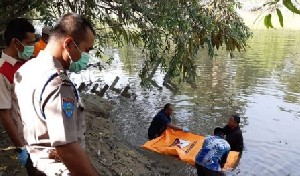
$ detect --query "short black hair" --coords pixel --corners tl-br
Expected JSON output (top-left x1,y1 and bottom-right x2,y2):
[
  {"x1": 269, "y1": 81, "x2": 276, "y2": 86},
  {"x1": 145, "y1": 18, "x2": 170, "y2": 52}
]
[
  {"x1": 51, "y1": 13, "x2": 95, "y2": 44},
  {"x1": 232, "y1": 115, "x2": 240, "y2": 124},
  {"x1": 164, "y1": 103, "x2": 172, "y2": 110},
  {"x1": 214, "y1": 127, "x2": 224, "y2": 136},
  {"x1": 4, "y1": 18, "x2": 35, "y2": 46}
]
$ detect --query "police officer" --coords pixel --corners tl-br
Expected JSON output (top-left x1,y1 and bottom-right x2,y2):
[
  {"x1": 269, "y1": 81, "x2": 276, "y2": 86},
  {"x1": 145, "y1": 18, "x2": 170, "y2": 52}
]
[
  {"x1": 0, "y1": 18, "x2": 36, "y2": 175},
  {"x1": 14, "y1": 13, "x2": 99, "y2": 175}
]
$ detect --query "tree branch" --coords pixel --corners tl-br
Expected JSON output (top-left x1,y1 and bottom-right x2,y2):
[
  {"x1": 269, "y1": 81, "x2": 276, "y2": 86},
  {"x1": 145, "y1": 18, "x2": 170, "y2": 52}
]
[{"x1": 65, "y1": 0, "x2": 75, "y2": 12}]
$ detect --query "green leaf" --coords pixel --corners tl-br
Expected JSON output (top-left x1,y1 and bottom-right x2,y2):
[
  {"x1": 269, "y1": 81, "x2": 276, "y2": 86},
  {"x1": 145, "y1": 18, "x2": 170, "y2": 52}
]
[
  {"x1": 283, "y1": 0, "x2": 300, "y2": 14},
  {"x1": 264, "y1": 14, "x2": 273, "y2": 29},
  {"x1": 263, "y1": 1, "x2": 277, "y2": 7},
  {"x1": 276, "y1": 8, "x2": 283, "y2": 27}
]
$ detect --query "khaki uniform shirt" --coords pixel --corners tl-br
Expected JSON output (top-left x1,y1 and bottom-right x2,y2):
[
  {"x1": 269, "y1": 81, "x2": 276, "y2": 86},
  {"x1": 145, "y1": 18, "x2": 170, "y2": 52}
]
[
  {"x1": 0, "y1": 52, "x2": 24, "y2": 142},
  {"x1": 14, "y1": 51, "x2": 86, "y2": 174}
]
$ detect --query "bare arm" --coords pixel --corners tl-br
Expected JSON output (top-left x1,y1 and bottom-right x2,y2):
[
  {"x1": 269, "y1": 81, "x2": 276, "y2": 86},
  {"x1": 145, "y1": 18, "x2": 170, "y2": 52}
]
[
  {"x1": 56, "y1": 142, "x2": 99, "y2": 176},
  {"x1": 0, "y1": 109, "x2": 24, "y2": 147},
  {"x1": 167, "y1": 123, "x2": 183, "y2": 131}
]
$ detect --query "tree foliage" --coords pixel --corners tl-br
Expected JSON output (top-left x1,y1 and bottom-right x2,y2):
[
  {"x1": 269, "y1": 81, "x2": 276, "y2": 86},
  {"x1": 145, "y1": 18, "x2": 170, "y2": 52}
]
[
  {"x1": 253, "y1": 0, "x2": 300, "y2": 28},
  {"x1": 1, "y1": 0, "x2": 252, "y2": 88},
  {"x1": 0, "y1": 0, "x2": 40, "y2": 31},
  {"x1": 0, "y1": 0, "x2": 40, "y2": 47}
]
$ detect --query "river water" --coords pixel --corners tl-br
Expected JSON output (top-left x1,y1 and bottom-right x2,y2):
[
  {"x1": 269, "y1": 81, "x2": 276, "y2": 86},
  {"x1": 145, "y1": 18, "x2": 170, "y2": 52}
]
[{"x1": 71, "y1": 30, "x2": 300, "y2": 176}]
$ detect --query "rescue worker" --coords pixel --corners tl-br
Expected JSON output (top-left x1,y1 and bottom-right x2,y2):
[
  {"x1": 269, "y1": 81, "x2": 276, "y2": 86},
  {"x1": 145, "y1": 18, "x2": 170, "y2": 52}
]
[
  {"x1": 33, "y1": 26, "x2": 51, "y2": 57},
  {"x1": 0, "y1": 18, "x2": 36, "y2": 175},
  {"x1": 148, "y1": 103, "x2": 189, "y2": 140},
  {"x1": 223, "y1": 115, "x2": 244, "y2": 151},
  {"x1": 195, "y1": 127, "x2": 230, "y2": 176},
  {"x1": 14, "y1": 13, "x2": 99, "y2": 175}
]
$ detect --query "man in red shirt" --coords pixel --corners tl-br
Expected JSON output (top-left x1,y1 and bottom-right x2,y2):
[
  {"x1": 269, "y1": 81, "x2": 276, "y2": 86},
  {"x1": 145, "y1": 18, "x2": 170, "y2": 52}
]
[{"x1": 0, "y1": 18, "x2": 36, "y2": 175}]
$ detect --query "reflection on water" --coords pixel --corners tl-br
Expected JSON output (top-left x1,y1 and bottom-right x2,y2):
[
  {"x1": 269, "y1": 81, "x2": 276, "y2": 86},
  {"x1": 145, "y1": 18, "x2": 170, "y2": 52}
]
[{"x1": 72, "y1": 30, "x2": 300, "y2": 175}]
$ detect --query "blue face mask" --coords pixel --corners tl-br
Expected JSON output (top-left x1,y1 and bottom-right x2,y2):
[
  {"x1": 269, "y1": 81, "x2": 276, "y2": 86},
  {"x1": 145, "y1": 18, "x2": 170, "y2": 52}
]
[
  {"x1": 68, "y1": 42, "x2": 90, "y2": 73},
  {"x1": 17, "y1": 40, "x2": 34, "y2": 60}
]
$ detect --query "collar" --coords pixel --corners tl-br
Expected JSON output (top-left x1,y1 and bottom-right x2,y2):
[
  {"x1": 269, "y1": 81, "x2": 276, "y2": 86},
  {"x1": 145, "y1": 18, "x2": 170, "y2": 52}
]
[
  {"x1": 37, "y1": 50, "x2": 65, "y2": 70},
  {"x1": 1, "y1": 52, "x2": 18, "y2": 66},
  {"x1": 37, "y1": 50, "x2": 52, "y2": 60},
  {"x1": 214, "y1": 135, "x2": 224, "y2": 139}
]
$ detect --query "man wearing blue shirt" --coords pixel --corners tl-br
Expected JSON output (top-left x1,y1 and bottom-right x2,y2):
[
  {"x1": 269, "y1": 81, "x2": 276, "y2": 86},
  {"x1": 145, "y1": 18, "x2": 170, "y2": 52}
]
[
  {"x1": 148, "y1": 103, "x2": 188, "y2": 140},
  {"x1": 195, "y1": 127, "x2": 230, "y2": 176}
]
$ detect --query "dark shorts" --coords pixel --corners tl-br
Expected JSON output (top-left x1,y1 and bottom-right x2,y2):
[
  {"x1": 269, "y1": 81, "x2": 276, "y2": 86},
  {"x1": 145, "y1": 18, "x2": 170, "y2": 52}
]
[{"x1": 196, "y1": 163, "x2": 225, "y2": 176}]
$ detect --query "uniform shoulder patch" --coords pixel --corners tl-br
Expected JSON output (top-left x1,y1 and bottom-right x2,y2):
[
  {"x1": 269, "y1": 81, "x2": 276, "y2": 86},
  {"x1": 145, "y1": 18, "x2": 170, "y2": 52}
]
[{"x1": 62, "y1": 98, "x2": 75, "y2": 118}]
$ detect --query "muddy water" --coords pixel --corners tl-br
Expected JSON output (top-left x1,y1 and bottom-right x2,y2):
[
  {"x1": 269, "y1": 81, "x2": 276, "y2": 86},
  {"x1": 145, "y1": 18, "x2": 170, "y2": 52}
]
[{"x1": 71, "y1": 30, "x2": 300, "y2": 176}]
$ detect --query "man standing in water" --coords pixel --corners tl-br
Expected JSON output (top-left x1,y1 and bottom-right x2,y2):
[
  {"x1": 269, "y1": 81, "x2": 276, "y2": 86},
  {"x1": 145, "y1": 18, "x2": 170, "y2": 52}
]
[
  {"x1": 195, "y1": 127, "x2": 230, "y2": 176},
  {"x1": 14, "y1": 13, "x2": 99, "y2": 175},
  {"x1": 223, "y1": 115, "x2": 244, "y2": 151},
  {"x1": 148, "y1": 103, "x2": 189, "y2": 140}
]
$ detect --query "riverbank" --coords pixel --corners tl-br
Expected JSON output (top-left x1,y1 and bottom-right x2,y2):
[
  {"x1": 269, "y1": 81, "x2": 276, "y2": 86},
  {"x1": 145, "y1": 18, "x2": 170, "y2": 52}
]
[{"x1": 0, "y1": 94, "x2": 183, "y2": 176}]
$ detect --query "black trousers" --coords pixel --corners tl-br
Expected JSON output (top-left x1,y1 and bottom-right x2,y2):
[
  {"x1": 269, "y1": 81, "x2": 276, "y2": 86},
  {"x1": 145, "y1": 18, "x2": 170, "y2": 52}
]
[
  {"x1": 196, "y1": 163, "x2": 225, "y2": 176},
  {"x1": 25, "y1": 155, "x2": 46, "y2": 176}
]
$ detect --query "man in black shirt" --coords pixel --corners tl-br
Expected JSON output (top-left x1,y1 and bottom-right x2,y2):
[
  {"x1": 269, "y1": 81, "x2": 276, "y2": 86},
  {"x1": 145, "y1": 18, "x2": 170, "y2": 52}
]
[
  {"x1": 148, "y1": 103, "x2": 188, "y2": 140},
  {"x1": 223, "y1": 115, "x2": 244, "y2": 151}
]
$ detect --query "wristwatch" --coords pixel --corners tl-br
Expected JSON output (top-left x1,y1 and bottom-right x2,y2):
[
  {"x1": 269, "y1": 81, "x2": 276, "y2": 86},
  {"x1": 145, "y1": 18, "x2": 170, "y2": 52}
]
[{"x1": 15, "y1": 146, "x2": 26, "y2": 153}]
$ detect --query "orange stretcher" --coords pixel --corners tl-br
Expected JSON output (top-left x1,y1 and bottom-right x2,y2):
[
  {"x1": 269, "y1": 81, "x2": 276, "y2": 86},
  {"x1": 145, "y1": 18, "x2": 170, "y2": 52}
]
[{"x1": 142, "y1": 128, "x2": 240, "y2": 170}]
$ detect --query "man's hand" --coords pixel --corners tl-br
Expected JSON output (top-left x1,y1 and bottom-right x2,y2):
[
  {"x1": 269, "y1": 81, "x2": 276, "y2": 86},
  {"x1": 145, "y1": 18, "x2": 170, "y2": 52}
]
[
  {"x1": 167, "y1": 123, "x2": 182, "y2": 131},
  {"x1": 17, "y1": 147, "x2": 29, "y2": 166},
  {"x1": 48, "y1": 149, "x2": 61, "y2": 162}
]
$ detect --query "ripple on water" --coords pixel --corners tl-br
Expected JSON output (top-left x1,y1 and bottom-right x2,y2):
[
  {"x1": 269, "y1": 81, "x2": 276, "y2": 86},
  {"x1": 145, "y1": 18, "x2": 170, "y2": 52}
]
[{"x1": 237, "y1": 138, "x2": 300, "y2": 176}]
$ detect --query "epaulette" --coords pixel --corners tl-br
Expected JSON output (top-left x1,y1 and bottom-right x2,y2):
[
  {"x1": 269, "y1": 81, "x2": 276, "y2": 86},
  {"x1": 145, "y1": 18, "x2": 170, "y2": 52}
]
[{"x1": 57, "y1": 69, "x2": 72, "y2": 86}]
